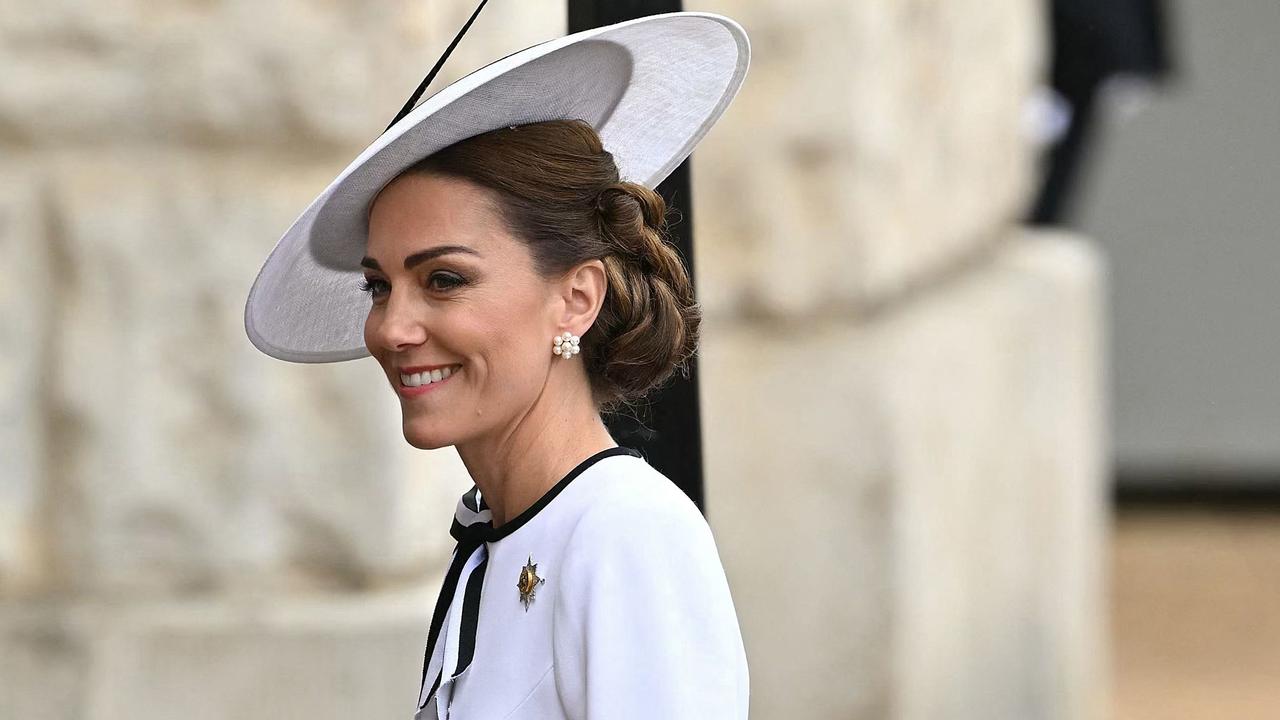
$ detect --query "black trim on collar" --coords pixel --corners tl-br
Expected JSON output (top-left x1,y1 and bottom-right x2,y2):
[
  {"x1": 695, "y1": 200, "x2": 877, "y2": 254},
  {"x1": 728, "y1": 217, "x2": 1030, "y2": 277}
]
[
  {"x1": 419, "y1": 445, "x2": 643, "y2": 706},
  {"x1": 450, "y1": 445, "x2": 641, "y2": 545}
]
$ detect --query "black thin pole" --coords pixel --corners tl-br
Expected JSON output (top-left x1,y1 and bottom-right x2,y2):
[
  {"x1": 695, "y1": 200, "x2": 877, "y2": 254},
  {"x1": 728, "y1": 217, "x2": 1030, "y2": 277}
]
[
  {"x1": 568, "y1": 0, "x2": 705, "y2": 514},
  {"x1": 387, "y1": 0, "x2": 490, "y2": 132}
]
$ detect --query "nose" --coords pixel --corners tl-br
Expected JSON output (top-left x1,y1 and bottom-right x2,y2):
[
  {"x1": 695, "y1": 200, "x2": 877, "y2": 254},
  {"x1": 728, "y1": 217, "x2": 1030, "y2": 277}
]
[{"x1": 368, "y1": 290, "x2": 428, "y2": 352}]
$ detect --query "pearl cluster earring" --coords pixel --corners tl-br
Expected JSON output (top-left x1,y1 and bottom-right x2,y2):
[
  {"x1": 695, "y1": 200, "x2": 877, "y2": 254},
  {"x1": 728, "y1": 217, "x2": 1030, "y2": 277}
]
[{"x1": 552, "y1": 331, "x2": 580, "y2": 360}]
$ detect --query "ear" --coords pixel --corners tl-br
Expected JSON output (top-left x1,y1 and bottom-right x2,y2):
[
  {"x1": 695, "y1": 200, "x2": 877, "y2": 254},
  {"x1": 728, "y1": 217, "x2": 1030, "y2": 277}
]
[{"x1": 556, "y1": 258, "x2": 607, "y2": 334}]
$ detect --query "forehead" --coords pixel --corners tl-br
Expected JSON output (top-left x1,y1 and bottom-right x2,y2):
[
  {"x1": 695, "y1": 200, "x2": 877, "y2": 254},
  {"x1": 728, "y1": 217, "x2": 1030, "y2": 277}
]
[{"x1": 365, "y1": 172, "x2": 516, "y2": 262}]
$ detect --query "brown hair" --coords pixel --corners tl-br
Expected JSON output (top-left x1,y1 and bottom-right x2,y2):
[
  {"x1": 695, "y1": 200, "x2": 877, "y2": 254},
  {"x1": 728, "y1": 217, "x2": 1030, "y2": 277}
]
[{"x1": 403, "y1": 119, "x2": 700, "y2": 411}]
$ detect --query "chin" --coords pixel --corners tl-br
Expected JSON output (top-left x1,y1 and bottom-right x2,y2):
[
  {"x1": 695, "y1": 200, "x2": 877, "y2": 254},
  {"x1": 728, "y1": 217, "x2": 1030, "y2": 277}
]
[{"x1": 401, "y1": 420, "x2": 456, "y2": 450}]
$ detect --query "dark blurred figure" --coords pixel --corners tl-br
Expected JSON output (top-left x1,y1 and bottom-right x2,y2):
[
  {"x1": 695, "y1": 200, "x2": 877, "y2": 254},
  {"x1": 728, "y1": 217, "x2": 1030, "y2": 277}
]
[{"x1": 1030, "y1": 0, "x2": 1175, "y2": 225}]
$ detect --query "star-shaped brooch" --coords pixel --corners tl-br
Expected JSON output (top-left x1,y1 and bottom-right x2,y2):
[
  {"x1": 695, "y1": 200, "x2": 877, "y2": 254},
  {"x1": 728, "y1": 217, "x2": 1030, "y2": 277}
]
[{"x1": 517, "y1": 554, "x2": 546, "y2": 611}]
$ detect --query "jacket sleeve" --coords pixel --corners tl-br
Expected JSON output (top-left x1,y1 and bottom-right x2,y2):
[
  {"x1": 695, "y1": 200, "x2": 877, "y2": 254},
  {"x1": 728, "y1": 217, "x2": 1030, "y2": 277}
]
[{"x1": 551, "y1": 486, "x2": 750, "y2": 720}]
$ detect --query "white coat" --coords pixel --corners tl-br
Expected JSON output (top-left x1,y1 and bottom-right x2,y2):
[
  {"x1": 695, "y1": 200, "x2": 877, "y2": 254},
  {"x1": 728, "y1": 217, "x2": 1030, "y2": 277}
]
[{"x1": 413, "y1": 446, "x2": 749, "y2": 719}]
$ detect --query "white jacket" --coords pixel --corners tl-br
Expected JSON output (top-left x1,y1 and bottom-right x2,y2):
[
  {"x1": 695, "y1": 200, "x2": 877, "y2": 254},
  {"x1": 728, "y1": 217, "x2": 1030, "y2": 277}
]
[{"x1": 414, "y1": 446, "x2": 749, "y2": 719}]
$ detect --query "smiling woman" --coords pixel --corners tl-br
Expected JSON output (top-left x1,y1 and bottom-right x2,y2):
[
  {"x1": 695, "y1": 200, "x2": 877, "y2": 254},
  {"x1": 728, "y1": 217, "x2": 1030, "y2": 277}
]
[
  {"x1": 241, "y1": 11, "x2": 751, "y2": 720},
  {"x1": 360, "y1": 119, "x2": 700, "y2": 443}
]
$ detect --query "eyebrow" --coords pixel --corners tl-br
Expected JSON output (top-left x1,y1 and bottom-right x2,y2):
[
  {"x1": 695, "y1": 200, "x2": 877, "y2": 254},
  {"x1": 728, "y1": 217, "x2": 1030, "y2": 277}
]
[{"x1": 360, "y1": 245, "x2": 481, "y2": 272}]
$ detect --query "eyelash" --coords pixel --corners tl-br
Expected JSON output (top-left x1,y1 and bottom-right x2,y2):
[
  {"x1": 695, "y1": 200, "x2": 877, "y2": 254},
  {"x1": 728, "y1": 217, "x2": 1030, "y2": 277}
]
[{"x1": 358, "y1": 272, "x2": 467, "y2": 297}]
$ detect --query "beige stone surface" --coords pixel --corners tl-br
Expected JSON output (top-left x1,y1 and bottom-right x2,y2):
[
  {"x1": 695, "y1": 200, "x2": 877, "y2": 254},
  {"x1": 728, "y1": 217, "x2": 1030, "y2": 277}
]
[
  {"x1": 0, "y1": 586, "x2": 436, "y2": 720},
  {"x1": 34, "y1": 148, "x2": 470, "y2": 596},
  {"x1": 702, "y1": 232, "x2": 1108, "y2": 720},
  {"x1": 0, "y1": 605, "x2": 87, "y2": 720},
  {"x1": 0, "y1": 0, "x2": 564, "y2": 149},
  {"x1": 0, "y1": 163, "x2": 51, "y2": 595},
  {"x1": 885, "y1": 233, "x2": 1109, "y2": 720},
  {"x1": 690, "y1": 0, "x2": 1042, "y2": 319}
]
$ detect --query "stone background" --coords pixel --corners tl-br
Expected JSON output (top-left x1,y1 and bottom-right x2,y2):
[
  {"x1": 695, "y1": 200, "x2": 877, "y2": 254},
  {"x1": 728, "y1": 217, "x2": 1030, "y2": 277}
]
[{"x1": 0, "y1": 1, "x2": 1108, "y2": 718}]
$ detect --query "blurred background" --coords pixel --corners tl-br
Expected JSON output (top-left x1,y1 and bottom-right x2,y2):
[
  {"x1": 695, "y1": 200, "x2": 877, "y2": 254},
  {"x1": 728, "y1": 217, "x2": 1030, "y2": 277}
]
[{"x1": 0, "y1": 1, "x2": 1276, "y2": 718}]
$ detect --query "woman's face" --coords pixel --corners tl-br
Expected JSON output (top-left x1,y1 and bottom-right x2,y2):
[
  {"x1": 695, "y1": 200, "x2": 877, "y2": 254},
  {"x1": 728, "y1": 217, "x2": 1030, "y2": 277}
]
[{"x1": 362, "y1": 172, "x2": 561, "y2": 450}]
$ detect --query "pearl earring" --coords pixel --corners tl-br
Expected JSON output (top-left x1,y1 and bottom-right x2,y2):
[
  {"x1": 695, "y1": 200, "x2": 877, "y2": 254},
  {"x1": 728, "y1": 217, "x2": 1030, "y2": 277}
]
[{"x1": 552, "y1": 331, "x2": 580, "y2": 360}]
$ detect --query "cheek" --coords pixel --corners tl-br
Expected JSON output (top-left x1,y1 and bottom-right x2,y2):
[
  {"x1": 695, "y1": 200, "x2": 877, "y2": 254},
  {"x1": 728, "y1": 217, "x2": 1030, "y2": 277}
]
[
  {"x1": 471, "y1": 323, "x2": 533, "y2": 386},
  {"x1": 468, "y1": 304, "x2": 548, "y2": 388},
  {"x1": 362, "y1": 309, "x2": 385, "y2": 360}
]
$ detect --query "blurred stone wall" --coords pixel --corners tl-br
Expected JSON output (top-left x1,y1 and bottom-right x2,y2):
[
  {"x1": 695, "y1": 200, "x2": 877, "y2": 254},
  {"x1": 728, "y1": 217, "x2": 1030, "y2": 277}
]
[
  {"x1": 0, "y1": 1, "x2": 1108, "y2": 719},
  {"x1": 0, "y1": 2, "x2": 563, "y2": 718},
  {"x1": 690, "y1": 1, "x2": 1109, "y2": 719}
]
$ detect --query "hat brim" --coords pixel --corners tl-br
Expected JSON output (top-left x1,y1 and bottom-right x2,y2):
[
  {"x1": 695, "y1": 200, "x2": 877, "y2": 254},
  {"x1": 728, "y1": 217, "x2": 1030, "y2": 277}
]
[{"x1": 244, "y1": 12, "x2": 749, "y2": 363}]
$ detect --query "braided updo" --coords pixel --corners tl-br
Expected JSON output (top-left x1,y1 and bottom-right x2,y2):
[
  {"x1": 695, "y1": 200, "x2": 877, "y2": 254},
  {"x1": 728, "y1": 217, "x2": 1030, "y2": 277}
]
[{"x1": 402, "y1": 119, "x2": 700, "y2": 411}]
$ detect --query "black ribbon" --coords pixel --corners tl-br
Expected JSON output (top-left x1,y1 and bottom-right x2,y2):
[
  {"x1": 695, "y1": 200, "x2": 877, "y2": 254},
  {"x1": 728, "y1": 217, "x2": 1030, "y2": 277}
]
[
  {"x1": 387, "y1": 0, "x2": 491, "y2": 133},
  {"x1": 418, "y1": 536, "x2": 486, "y2": 709},
  {"x1": 417, "y1": 487, "x2": 497, "y2": 709}
]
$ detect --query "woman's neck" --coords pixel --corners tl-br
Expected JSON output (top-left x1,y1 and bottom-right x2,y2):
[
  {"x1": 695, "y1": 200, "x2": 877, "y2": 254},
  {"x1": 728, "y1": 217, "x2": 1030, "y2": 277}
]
[{"x1": 453, "y1": 378, "x2": 617, "y2": 528}]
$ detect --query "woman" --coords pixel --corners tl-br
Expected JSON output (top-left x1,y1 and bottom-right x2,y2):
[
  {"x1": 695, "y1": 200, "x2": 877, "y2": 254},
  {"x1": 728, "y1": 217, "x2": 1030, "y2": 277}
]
[{"x1": 244, "y1": 11, "x2": 750, "y2": 720}]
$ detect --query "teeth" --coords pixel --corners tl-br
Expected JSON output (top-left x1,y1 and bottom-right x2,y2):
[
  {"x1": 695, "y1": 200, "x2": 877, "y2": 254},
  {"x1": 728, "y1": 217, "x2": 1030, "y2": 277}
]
[{"x1": 399, "y1": 365, "x2": 460, "y2": 388}]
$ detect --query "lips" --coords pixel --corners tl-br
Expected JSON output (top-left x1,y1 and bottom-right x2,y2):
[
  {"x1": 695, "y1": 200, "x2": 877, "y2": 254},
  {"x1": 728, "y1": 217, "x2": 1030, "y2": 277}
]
[
  {"x1": 398, "y1": 363, "x2": 458, "y2": 375},
  {"x1": 399, "y1": 364, "x2": 462, "y2": 388}
]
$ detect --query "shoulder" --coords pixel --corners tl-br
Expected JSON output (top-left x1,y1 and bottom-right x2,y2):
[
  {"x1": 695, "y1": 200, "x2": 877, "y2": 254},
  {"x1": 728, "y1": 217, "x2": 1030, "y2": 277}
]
[
  {"x1": 554, "y1": 452, "x2": 730, "y2": 602},
  {"x1": 549, "y1": 453, "x2": 750, "y2": 719},
  {"x1": 565, "y1": 453, "x2": 712, "y2": 553}
]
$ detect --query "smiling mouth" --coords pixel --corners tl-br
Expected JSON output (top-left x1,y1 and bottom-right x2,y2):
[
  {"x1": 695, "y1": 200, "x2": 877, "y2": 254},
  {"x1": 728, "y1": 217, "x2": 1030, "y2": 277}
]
[{"x1": 399, "y1": 364, "x2": 462, "y2": 388}]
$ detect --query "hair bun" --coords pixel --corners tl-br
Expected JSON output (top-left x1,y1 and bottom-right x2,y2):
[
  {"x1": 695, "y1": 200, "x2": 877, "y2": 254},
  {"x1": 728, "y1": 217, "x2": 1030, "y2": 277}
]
[
  {"x1": 594, "y1": 182, "x2": 670, "y2": 272},
  {"x1": 590, "y1": 179, "x2": 699, "y2": 406},
  {"x1": 595, "y1": 182, "x2": 665, "y2": 227}
]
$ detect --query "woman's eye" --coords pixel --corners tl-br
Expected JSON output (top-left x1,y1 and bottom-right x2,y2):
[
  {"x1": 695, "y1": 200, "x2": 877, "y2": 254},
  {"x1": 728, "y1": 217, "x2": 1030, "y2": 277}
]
[
  {"x1": 359, "y1": 273, "x2": 464, "y2": 298},
  {"x1": 358, "y1": 277, "x2": 389, "y2": 298},
  {"x1": 428, "y1": 272, "x2": 467, "y2": 291}
]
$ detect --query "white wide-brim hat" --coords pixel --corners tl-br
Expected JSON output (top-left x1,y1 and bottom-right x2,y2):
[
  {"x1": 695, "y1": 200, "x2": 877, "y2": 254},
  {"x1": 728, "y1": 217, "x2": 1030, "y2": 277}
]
[{"x1": 243, "y1": 11, "x2": 750, "y2": 363}]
